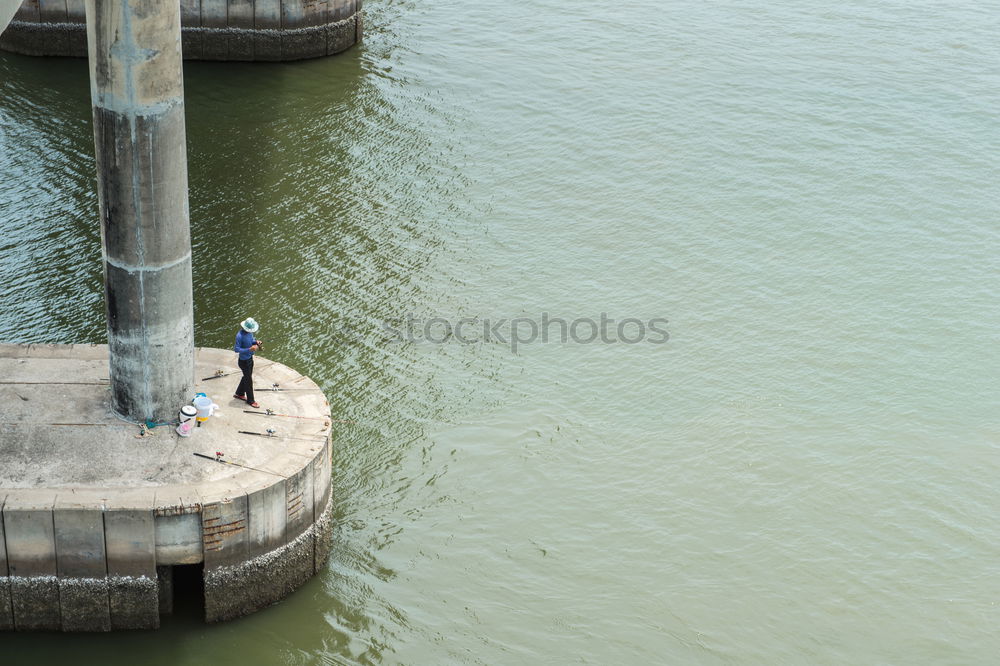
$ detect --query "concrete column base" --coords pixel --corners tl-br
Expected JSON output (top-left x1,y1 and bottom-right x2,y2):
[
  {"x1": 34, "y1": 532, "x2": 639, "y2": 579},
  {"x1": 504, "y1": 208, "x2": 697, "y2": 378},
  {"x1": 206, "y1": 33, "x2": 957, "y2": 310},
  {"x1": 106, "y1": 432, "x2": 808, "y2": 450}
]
[
  {"x1": 204, "y1": 495, "x2": 333, "y2": 623},
  {"x1": 0, "y1": 344, "x2": 334, "y2": 631},
  {"x1": 0, "y1": 11, "x2": 361, "y2": 61}
]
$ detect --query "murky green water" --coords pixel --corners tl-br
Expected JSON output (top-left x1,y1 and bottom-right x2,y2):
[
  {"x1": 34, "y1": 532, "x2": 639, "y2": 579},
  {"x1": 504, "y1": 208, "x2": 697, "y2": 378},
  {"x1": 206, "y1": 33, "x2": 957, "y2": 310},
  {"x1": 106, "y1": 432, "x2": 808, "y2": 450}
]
[{"x1": 3, "y1": 1, "x2": 1000, "y2": 662}]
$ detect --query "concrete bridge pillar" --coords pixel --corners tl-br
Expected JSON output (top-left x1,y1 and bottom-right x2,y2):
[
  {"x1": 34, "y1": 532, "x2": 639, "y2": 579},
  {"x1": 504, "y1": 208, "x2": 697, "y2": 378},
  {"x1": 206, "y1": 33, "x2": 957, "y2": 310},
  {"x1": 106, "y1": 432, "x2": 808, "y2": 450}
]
[{"x1": 86, "y1": 0, "x2": 195, "y2": 422}]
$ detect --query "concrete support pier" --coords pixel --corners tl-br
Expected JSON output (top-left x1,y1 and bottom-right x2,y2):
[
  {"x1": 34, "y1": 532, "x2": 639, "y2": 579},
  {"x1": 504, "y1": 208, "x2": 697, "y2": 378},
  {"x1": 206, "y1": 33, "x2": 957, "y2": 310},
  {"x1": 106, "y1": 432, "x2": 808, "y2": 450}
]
[
  {"x1": 86, "y1": 0, "x2": 195, "y2": 424},
  {"x1": 0, "y1": 344, "x2": 335, "y2": 631},
  {"x1": 0, "y1": 0, "x2": 363, "y2": 61}
]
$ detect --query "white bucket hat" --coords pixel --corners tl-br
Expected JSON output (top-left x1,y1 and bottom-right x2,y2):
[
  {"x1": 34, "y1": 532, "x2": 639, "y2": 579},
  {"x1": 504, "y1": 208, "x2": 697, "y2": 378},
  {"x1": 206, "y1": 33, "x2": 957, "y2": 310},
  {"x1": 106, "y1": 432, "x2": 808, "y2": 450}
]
[{"x1": 241, "y1": 317, "x2": 260, "y2": 333}]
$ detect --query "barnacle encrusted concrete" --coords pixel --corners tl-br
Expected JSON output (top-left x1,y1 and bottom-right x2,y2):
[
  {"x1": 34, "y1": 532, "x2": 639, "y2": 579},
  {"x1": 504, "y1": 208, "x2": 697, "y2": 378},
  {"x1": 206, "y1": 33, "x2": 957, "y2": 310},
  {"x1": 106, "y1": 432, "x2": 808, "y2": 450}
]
[{"x1": 0, "y1": 343, "x2": 334, "y2": 631}]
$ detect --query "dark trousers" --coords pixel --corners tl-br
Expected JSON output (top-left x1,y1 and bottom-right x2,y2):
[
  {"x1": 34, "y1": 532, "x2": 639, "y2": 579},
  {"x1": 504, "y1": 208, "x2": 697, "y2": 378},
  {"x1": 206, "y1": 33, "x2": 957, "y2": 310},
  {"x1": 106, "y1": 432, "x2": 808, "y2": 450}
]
[{"x1": 236, "y1": 358, "x2": 255, "y2": 403}]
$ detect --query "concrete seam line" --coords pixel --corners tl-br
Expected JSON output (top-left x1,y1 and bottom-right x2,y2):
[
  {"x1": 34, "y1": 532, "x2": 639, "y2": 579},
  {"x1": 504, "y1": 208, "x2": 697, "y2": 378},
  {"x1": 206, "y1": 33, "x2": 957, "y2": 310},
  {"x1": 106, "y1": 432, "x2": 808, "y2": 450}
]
[
  {"x1": 50, "y1": 508, "x2": 61, "y2": 627},
  {"x1": 92, "y1": 95, "x2": 182, "y2": 118}
]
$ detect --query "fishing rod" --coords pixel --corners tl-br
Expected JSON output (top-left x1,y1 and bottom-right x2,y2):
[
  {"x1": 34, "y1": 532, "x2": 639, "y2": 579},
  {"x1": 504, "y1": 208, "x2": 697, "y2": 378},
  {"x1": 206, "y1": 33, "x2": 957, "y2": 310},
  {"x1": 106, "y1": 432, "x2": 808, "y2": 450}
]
[
  {"x1": 201, "y1": 361, "x2": 275, "y2": 381},
  {"x1": 261, "y1": 384, "x2": 319, "y2": 392},
  {"x1": 238, "y1": 429, "x2": 328, "y2": 443},
  {"x1": 243, "y1": 409, "x2": 339, "y2": 422},
  {"x1": 192, "y1": 451, "x2": 287, "y2": 478},
  {"x1": 0, "y1": 381, "x2": 108, "y2": 385}
]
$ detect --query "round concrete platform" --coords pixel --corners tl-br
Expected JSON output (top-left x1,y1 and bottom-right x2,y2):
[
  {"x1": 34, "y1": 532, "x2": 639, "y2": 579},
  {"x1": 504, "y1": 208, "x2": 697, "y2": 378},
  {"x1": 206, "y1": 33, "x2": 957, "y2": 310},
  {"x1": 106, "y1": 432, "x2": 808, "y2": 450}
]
[{"x1": 0, "y1": 344, "x2": 334, "y2": 631}]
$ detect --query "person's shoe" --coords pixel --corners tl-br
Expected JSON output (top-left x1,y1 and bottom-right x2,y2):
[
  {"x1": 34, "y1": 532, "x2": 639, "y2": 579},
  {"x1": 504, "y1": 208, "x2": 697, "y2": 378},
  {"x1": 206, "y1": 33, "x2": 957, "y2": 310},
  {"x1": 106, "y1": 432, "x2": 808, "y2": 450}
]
[
  {"x1": 233, "y1": 394, "x2": 246, "y2": 401},
  {"x1": 248, "y1": 401, "x2": 260, "y2": 408}
]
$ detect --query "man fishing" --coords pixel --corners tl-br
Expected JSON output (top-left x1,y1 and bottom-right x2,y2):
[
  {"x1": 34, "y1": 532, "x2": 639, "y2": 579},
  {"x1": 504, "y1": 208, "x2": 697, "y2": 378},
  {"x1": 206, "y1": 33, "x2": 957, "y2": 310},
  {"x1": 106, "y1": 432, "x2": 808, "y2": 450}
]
[{"x1": 234, "y1": 317, "x2": 263, "y2": 408}]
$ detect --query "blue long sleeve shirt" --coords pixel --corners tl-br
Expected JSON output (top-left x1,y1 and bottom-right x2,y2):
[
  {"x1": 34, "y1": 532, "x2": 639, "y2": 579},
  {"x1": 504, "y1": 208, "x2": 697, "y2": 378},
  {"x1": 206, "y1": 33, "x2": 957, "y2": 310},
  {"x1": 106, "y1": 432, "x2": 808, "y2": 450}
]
[{"x1": 234, "y1": 330, "x2": 258, "y2": 360}]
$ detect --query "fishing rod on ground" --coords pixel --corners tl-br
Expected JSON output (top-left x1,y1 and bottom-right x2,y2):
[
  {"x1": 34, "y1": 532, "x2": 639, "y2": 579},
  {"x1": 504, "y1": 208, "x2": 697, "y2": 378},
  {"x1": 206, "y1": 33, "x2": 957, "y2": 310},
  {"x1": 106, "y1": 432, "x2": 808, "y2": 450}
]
[
  {"x1": 243, "y1": 409, "x2": 353, "y2": 424},
  {"x1": 237, "y1": 429, "x2": 329, "y2": 443},
  {"x1": 261, "y1": 383, "x2": 321, "y2": 392},
  {"x1": 192, "y1": 451, "x2": 287, "y2": 478}
]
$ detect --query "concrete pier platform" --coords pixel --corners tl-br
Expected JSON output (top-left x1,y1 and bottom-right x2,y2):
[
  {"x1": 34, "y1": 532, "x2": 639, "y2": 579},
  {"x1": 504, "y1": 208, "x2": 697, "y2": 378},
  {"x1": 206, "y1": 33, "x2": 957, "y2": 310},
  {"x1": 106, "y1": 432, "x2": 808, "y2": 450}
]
[{"x1": 0, "y1": 343, "x2": 334, "y2": 631}]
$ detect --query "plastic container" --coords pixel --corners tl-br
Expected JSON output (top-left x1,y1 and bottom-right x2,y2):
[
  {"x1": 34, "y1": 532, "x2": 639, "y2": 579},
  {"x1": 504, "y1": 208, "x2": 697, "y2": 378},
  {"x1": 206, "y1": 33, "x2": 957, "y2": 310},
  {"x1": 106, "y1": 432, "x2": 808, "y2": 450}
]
[
  {"x1": 193, "y1": 395, "x2": 219, "y2": 424},
  {"x1": 176, "y1": 405, "x2": 198, "y2": 437}
]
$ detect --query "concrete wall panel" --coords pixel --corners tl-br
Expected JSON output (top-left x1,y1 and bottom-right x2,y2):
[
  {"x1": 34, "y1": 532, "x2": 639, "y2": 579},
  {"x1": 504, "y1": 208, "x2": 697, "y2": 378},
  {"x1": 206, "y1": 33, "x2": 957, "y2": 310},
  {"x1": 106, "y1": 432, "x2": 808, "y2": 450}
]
[
  {"x1": 154, "y1": 487, "x2": 203, "y2": 566},
  {"x1": 228, "y1": 0, "x2": 252, "y2": 27},
  {"x1": 329, "y1": 0, "x2": 344, "y2": 22},
  {"x1": 3, "y1": 490, "x2": 58, "y2": 630},
  {"x1": 280, "y1": 0, "x2": 302, "y2": 28},
  {"x1": 311, "y1": 437, "x2": 333, "y2": 571},
  {"x1": 254, "y1": 0, "x2": 278, "y2": 28},
  {"x1": 54, "y1": 495, "x2": 110, "y2": 631},
  {"x1": 201, "y1": 481, "x2": 251, "y2": 623},
  {"x1": 154, "y1": 512, "x2": 203, "y2": 565},
  {"x1": 0, "y1": 493, "x2": 12, "y2": 631},
  {"x1": 54, "y1": 498, "x2": 107, "y2": 578},
  {"x1": 201, "y1": 483, "x2": 249, "y2": 570},
  {"x1": 302, "y1": 0, "x2": 328, "y2": 28},
  {"x1": 312, "y1": 436, "x2": 331, "y2": 526},
  {"x1": 105, "y1": 491, "x2": 159, "y2": 630},
  {"x1": 244, "y1": 473, "x2": 287, "y2": 558},
  {"x1": 37, "y1": 0, "x2": 66, "y2": 22},
  {"x1": 14, "y1": 0, "x2": 39, "y2": 21},
  {"x1": 200, "y1": 0, "x2": 227, "y2": 29},
  {"x1": 65, "y1": 0, "x2": 85, "y2": 20},
  {"x1": 285, "y1": 456, "x2": 315, "y2": 540},
  {"x1": 180, "y1": 0, "x2": 201, "y2": 26}
]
